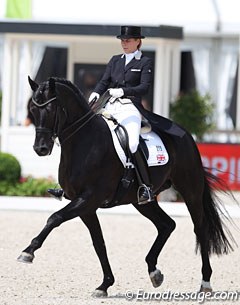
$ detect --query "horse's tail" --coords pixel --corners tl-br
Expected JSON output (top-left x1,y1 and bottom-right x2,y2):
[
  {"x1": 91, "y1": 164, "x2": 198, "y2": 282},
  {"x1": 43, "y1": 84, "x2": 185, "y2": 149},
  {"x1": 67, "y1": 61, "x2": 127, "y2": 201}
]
[{"x1": 196, "y1": 169, "x2": 237, "y2": 255}]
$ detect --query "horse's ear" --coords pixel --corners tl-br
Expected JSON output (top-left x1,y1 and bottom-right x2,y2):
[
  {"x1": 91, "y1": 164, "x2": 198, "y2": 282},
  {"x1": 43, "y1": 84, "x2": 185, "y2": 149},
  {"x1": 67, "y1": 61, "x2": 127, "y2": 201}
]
[
  {"x1": 48, "y1": 77, "x2": 55, "y2": 93},
  {"x1": 28, "y1": 76, "x2": 38, "y2": 92}
]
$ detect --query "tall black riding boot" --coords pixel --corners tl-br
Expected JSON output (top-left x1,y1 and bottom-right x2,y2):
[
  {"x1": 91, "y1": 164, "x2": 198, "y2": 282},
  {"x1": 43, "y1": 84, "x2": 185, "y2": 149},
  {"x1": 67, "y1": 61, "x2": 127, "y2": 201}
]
[
  {"x1": 47, "y1": 188, "x2": 64, "y2": 201},
  {"x1": 132, "y1": 149, "x2": 154, "y2": 204}
]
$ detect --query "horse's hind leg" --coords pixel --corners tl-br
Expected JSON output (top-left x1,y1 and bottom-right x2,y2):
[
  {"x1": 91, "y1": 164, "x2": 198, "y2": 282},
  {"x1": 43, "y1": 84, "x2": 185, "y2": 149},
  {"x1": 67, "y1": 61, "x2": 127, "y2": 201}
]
[
  {"x1": 190, "y1": 214, "x2": 213, "y2": 292},
  {"x1": 133, "y1": 199, "x2": 176, "y2": 288},
  {"x1": 195, "y1": 219, "x2": 213, "y2": 292},
  {"x1": 80, "y1": 213, "x2": 114, "y2": 297},
  {"x1": 173, "y1": 177, "x2": 213, "y2": 292}
]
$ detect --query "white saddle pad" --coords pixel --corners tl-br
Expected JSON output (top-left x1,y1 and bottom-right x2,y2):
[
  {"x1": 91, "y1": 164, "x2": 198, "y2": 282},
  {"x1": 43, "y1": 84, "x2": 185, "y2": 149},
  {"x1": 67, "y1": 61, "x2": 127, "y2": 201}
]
[{"x1": 103, "y1": 117, "x2": 169, "y2": 168}]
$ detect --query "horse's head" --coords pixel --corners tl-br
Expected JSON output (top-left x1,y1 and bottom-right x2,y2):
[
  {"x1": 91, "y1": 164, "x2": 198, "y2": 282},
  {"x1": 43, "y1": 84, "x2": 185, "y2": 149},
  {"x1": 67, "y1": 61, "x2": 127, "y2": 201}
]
[
  {"x1": 28, "y1": 76, "x2": 58, "y2": 156},
  {"x1": 28, "y1": 76, "x2": 92, "y2": 156}
]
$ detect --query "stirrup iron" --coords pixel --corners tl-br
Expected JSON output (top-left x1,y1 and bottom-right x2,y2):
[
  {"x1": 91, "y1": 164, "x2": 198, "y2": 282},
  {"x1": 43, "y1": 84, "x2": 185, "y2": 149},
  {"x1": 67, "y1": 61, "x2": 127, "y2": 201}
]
[{"x1": 137, "y1": 184, "x2": 153, "y2": 205}]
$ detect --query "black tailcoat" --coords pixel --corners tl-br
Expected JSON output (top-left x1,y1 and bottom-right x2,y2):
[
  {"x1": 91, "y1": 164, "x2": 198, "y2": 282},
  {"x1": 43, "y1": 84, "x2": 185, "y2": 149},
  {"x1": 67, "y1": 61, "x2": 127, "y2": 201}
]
[{"x1": 94, "y1": 53, "x2": 185, "y2": 137}]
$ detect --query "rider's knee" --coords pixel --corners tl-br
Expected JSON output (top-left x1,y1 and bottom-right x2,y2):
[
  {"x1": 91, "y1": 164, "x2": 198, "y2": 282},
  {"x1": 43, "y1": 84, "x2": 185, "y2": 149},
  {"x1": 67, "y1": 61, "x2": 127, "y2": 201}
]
[{"x1": 129, "y1": 141, "x2": 139, "y2": 154}]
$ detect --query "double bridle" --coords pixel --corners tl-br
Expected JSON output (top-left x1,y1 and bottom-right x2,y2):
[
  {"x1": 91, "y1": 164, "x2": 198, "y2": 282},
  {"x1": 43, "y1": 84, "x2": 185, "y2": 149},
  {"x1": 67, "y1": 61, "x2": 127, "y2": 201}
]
[{"x1": 32, "y1": 96, "x2": 96, "y2": 145}]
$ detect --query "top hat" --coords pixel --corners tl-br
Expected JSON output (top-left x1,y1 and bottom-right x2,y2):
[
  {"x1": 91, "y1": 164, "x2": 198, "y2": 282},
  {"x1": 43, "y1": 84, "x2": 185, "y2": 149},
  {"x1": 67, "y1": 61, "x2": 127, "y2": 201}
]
[{"x1": 117, "y1": 26, "x2": 145, "y2": 39}]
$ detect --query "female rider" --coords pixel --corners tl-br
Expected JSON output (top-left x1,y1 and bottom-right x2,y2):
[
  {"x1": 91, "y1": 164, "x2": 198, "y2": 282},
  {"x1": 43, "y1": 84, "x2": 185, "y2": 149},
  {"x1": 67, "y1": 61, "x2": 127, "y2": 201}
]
[{"x1": 49, "y1": 26, "x2": 154, "y2": 204}]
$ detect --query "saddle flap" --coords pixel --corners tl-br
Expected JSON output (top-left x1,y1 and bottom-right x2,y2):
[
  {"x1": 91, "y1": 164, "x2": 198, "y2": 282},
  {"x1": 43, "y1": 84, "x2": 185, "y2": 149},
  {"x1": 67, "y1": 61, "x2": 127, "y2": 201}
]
[{"x1": 102, "y1": 115, "x2": 169, "y2": 168}]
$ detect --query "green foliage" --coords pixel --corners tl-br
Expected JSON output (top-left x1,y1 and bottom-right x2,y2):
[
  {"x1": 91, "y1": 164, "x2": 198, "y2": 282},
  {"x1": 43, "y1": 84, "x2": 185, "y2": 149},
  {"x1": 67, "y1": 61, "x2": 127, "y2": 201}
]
[
  {"x1": 0, "y1": 176, "x2": 56, "y2": 197},
  {"x1": 0, "y1": 152, "x2": 21, "y2": 184},
  {"x1": 0, "y1": 90, "x2": 2, "y2": 124},
  {"x1": 0, "y1": 152, "x2": 57, "y2": 197},
  {"x1": 170, "y1": 90, "x2": 215, "y2": 141}
]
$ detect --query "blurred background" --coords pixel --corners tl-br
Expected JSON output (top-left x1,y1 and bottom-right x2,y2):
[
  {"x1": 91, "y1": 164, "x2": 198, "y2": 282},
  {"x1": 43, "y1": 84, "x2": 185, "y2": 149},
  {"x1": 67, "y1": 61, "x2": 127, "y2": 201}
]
[{"x1": 0, "y1": 0, "x2": 239, "y2": 192}]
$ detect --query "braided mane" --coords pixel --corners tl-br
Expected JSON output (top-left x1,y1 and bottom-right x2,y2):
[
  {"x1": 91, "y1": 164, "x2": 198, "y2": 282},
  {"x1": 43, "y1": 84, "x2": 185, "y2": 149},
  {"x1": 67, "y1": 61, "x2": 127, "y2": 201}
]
[{"x1": 49, "y1": 77, "x2": 87, "y2": 103}]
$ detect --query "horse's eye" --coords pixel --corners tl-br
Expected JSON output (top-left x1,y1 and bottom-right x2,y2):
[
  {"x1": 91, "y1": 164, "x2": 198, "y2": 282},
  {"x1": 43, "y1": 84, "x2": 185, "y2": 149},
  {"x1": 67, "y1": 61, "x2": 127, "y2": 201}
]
[{"x1": 39, "y1": 90, "x2": 43, "y2": 94}]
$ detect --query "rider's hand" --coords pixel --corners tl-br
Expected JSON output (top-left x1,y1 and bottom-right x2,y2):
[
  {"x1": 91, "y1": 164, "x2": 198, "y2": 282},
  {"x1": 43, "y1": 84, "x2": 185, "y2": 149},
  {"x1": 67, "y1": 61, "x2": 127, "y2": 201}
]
[
  {"x1": 88, "y1": 92, "x2": 100, "y2": 103},
  {"x1": 109, "y1": 88, "x2": 124, "y2": 98}
]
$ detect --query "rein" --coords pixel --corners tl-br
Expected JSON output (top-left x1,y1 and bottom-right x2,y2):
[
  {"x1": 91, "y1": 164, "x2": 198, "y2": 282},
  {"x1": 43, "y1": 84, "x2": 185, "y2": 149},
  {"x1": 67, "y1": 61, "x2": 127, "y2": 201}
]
[
  {"x1": 32, "y1": 95, "x2": 96, "y2": 145},
  {"x1": 60, "y1": 110, "x2": 96, "y2": 145}
]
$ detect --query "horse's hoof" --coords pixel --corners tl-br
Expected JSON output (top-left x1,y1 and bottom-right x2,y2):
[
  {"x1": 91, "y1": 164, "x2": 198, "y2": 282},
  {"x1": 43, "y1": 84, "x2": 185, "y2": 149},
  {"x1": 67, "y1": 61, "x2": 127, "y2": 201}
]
[
  {"x1": 199, "y1": 285, "x2": 213, "y2": 293},
  {"x1": 92, "y1": 289, "x2": 108, "y2": 298},
  {"x1": 17, "y1": 252, "x2": 34, "y2": 264},
  {"x1": 149, "y1": 269, "x2": 164, "y2": 288}
]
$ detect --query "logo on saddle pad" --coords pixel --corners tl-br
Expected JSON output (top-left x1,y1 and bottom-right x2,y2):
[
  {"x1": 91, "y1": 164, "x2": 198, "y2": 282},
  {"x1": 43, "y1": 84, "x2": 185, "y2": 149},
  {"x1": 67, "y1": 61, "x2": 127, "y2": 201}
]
[{"x1": 103, "y1": 117, "x2": 169, "y2": 168}]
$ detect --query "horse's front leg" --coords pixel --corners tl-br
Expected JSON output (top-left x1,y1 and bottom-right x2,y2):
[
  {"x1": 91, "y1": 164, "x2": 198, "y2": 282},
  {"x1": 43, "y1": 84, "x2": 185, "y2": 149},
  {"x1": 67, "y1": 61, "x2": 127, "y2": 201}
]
[
  {"x1": 80, "y1": 213, "x2": 115, "y2": 297},
  {"x1": 17, "y1": 196, "x2": 88, "y2": 263}
]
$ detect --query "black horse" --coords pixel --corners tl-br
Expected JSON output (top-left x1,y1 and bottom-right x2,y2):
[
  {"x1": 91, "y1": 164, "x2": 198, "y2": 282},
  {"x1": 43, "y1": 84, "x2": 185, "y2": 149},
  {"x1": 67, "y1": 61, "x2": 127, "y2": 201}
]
[{"x1": 18, "y1": 76, "x2": 235, "y2": 297}]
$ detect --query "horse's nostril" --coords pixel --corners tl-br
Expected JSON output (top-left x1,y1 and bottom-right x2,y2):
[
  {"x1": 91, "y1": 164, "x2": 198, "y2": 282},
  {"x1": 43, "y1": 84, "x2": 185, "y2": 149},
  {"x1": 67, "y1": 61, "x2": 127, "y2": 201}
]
[
  {"x1": 33, "y1": 145, "x2": 49, "y2": 156},
  {"x1": 40, "y1": 147, "x2": 49, "y2": 155}
]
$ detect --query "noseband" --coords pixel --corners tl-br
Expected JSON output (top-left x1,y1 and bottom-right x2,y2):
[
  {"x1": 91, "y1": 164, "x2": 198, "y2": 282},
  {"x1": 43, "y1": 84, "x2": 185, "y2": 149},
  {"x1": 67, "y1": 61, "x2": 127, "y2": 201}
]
[{"x1": 32, "y1": 96, "x2": 58, "y2": 138}]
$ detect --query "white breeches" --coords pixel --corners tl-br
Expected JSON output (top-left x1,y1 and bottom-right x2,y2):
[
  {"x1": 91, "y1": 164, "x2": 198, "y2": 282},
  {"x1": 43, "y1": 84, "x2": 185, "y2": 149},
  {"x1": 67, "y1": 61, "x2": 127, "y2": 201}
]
[{"x1": 105, "y1": 98, "x2": 141, "y2": 153}]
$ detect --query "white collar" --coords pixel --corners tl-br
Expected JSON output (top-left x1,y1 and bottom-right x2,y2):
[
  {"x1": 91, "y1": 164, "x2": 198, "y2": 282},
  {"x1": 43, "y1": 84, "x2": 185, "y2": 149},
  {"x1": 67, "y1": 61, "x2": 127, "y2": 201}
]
[{"x1": 121, "y1": 50, "x2": 142, "y2": 60}]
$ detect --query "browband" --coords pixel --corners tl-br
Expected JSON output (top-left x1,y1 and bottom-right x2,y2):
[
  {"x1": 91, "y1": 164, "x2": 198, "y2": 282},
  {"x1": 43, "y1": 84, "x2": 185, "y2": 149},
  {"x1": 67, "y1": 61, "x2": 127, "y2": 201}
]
[{"x1": 31, "y1": 96, "x2": 57, "y2": 107}]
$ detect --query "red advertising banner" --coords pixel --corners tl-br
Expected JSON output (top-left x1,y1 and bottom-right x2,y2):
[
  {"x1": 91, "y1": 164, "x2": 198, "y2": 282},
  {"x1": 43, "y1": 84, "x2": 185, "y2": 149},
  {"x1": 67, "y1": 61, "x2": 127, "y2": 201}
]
[{"x1": 197, "y1": 143, "x2": 240, "y2": 190}]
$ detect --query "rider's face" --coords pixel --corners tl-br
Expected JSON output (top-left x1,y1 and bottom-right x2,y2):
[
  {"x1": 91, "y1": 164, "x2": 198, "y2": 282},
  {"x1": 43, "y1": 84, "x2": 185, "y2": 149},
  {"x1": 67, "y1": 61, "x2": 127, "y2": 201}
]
[{"x1": 121, "y1": 38, "x2": 140, "y2": 54}]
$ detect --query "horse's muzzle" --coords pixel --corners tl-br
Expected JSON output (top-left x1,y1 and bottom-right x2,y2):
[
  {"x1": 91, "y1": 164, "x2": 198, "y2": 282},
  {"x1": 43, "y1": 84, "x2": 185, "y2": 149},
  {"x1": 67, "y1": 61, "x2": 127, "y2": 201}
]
[{"x1": 33, "y1": 143, "x2": 52, "y2": 156}]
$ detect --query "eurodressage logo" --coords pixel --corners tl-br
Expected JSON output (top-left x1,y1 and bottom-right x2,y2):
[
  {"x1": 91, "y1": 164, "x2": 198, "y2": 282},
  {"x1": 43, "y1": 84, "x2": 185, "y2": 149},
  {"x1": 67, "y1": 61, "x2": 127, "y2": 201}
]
[{"x1": 123, "y1": 289, "x2": 240, "y2": 303}]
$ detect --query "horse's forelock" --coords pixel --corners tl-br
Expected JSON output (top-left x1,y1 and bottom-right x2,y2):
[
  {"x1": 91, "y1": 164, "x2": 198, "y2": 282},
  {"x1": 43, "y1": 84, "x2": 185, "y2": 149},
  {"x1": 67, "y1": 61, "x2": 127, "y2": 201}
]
[
  {"x1": 32, "y1": 82, "x2": 48, "y2": 101},
  {"x1": 30, "y1": 80, "x2": 56, "y2": 108}
]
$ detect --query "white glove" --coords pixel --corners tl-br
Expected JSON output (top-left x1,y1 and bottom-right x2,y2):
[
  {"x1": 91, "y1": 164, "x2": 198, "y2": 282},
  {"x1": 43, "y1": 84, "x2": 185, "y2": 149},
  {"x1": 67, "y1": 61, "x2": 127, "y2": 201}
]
[
  {"x1": 109, "y1": 88, "x2": 124, "y2": 98},
  {"x1": 88, "y1": 92, "x2": 100, "y2": 103}
]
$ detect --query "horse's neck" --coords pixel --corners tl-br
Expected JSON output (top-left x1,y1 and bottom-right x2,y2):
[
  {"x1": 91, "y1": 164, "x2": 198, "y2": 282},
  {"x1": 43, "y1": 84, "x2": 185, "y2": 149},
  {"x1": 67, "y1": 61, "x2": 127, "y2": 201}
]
[
  {"x1": 58, "y1": 84, "x2": 90, "y2": 120},
  {"x1": 58, "y1": 101, "x2": 97, "y2": 145},
  {"x1": 63, "y1": 94, "x2": 90, "y2": 123},
  {"x1": 68, "y1": 107, "x2": 89, "y2": 123}
]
